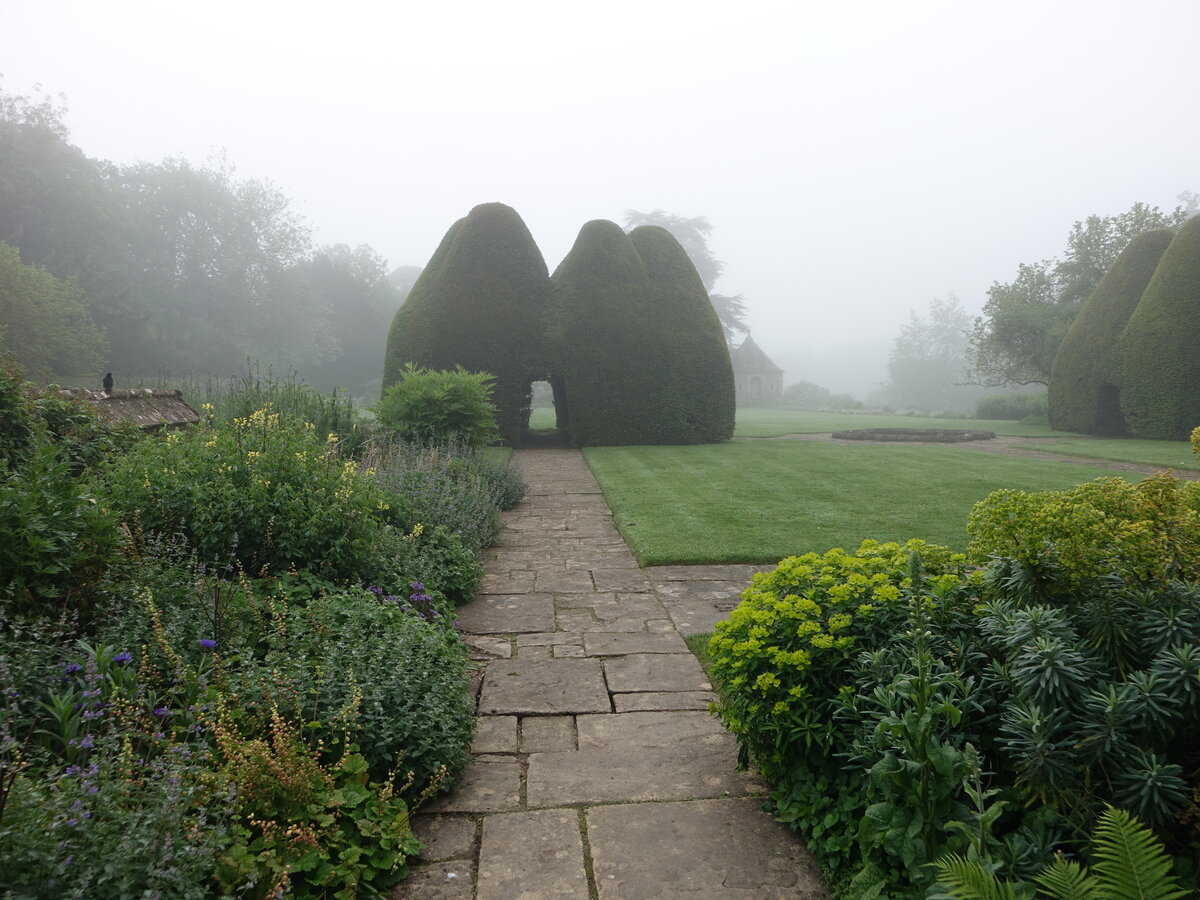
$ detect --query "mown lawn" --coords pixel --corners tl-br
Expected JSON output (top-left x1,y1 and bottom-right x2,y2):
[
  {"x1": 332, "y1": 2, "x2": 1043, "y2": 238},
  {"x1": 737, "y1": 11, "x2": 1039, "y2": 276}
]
[
  {"x1": 583, "y1": 441, "x2": 1138, "y2": 565},
  {"x1": 732, "y1": 407, "x2": 1066, "y2": 438},
  {"x1": 1029, "y1": 437, "x2": 1199, "y2": 471}
]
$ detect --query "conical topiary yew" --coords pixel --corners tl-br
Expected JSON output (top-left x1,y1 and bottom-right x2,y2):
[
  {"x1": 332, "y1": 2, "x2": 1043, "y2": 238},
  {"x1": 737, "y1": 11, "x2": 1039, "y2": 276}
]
[
  {"x1": 1048, "y1": 228, "x2": 1175, "y2": 435},
  {"x1": 1114, "y1": 215, "x2": 1200, "y2": 440},
  {"x1": 382, "y1": 203, "x2": 553, "y2": 446},
  {"x1": 383, "y1": 207, "x2": 735, "y2": 448}
]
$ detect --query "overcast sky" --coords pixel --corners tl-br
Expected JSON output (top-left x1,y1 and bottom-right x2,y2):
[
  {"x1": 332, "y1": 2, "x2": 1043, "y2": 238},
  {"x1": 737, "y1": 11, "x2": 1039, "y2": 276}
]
[{"x1": 2, "y1": 0, "x2": 1196, "y2": 395}]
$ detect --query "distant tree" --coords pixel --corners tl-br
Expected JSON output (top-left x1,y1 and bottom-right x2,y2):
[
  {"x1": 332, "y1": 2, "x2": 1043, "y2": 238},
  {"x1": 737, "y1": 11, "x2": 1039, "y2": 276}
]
[
  {"x1": 782, "y1": 381, "x2": 861, "y2": 410},
  {"x1": 552, "y1": 220, "x2": 734, "y2": 446},
  {"x1": 1048, "y1": 228, "x2": 1175, "y2": 435},
  {"x1": 113, "y1": 155, "x2": 325, "y2": 372},
  {"x1": 886, "y1": 294, "x2": 983, "y2": 412},
  {"x1": 0, "y1": 83, "x2": 135, "y2": 331},
  {"x1": 623, "y1": 209, "x2": 749, "y2": 345},
  {"x1": 296, "y1": 244, "x2": 404, "y2": 396},
  {"x1": 388, "y1": 265, "x2": 423, "y2": 301},
  {"x1": 1113, "y1": 215, "x2": 1200, "y2": 440},
  {"x1": 968, "y1": 201, "x2": 1191, "y2": 387},
  {"x1": 0, "y1": 242, "x2": 106, "y2": 377},
  {"x1": 383, "y1": 203, "x2": 554, "y2": 446}
]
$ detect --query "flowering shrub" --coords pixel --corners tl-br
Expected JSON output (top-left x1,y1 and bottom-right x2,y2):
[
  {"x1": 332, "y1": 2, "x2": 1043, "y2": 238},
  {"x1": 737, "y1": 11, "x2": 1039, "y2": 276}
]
[
  {"x1": 967, "y1": 473, "x2": 1200, "y2": 589},
  {"x1": 709, "y1": 540, "x2": 973, "y2": 872},
  {"x1": 101, "y1": 406, "x2": 399, "y2": 580}
]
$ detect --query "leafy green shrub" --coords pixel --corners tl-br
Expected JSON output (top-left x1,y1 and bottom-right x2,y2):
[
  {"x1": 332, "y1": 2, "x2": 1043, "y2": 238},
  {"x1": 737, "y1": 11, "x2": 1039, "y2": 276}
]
[
  {"x1": 974, "y1": 392, "x2": 1048, "y2": 421},
  {"x1": 0, "y1": 441, "x2": 122, "y2": 616},
  {"x1": 967, "y1": 474, "x2": 1200, "y2": 589},
  {"x1": 709, "y1": 540, "x2": 973, "y2": 877},
  {"x1": 374, "y1": 365, "x2": 499, "y2": 449},
  {"x1": 478, "y1": 450, "x2": 528, "y2": 510},
  {"x1": 101, "y1": 406, "x2": 398, "y2": 581},
  {"x1": 366, "y1": 437, "x2": 502, "y2": 553},
  {"x1": 0, "y1": 351, "x2": 33, "y2": 468},
  {"x1": 370, "y1": 523, "x2": 484, "y2": 607},
  {"x1": 227, "y1": 590, "x2": 474, "y2": 789}
]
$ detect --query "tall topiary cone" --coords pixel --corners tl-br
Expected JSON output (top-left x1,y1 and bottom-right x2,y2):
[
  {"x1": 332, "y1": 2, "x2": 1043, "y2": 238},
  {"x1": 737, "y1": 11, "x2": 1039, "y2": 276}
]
[
  {"x1": 382, "y1": 203, "x2": 554, "y2": 446},
  {"x1": 1048, "y1": 228, "x2": 1175, "y2": 435},
  {"x1": 552, "y1": 221, "x2": 734, "y2": 446},
  {"x1": 1113, "y1": 215, "x2": 1200, "y2": 440}
]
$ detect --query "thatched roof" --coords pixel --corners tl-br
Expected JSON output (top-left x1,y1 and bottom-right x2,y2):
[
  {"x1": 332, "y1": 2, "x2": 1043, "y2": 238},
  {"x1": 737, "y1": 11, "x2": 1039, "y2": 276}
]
[
  {"x1": 62, "y1": 387, "x2": 199, "y2": 430},
  {"x1": 730, "y1": 335, "x2": 783, "y2": 374}
]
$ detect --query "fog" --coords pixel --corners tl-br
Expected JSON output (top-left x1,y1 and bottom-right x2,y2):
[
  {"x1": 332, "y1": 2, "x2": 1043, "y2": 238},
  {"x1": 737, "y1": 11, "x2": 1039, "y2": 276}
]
[{"x1": 2, "y1": 0, "x2": 1196, "y2": 397}]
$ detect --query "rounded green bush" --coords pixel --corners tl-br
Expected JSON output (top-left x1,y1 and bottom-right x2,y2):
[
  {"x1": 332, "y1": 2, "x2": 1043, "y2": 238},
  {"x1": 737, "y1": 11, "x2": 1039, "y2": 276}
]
[
  {"x1": 374, "y1": 364, "x2": 499, "y2": 449},
  {"x1": 966, "y1": 473, "x2": 1200, "y2": 588},
  {"x1": 1049, "y1": 228, "x2": 1174, "y2": 435},
  {"x1": 1113, "y1": 215, "x2": 1200, "y2": 439}
]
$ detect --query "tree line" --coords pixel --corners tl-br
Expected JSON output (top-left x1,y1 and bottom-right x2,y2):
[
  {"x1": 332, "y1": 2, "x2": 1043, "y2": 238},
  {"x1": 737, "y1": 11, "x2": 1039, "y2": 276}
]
[
  {"x1": 882, "y1": 196, "x2": 1196, "y2": 418},
  {"x1": 0, "y1": 83, "x2": 414, "y2": 397}
]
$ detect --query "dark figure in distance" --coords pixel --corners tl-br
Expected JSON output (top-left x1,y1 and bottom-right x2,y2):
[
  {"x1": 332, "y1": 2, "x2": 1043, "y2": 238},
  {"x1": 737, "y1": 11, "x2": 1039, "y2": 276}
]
[{"x1": 102, "y1": 372, "x2": 113, "y2": 393}]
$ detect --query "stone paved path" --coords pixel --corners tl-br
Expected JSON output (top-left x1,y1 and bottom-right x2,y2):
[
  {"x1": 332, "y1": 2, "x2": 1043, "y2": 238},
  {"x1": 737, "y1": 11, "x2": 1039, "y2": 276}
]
[{"x1": 396, "y1": 449, "x2": 828, "y2": 899}]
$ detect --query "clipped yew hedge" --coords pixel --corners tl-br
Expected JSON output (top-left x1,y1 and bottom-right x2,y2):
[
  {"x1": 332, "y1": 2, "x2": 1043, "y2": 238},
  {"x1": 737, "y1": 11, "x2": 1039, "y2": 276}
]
[
  {"x1": 382, "y1": 203, "x2": 553, "y2": 446},
  {"x1": 1048, "y1": 228, "x2": 1174, "y2": 435},
  {"x1": 1114, "y1": 215, "x2": 1200, "y2": 440},
  {"x1": 551, "y1": 221, "x2": 734, "y2": 446}
]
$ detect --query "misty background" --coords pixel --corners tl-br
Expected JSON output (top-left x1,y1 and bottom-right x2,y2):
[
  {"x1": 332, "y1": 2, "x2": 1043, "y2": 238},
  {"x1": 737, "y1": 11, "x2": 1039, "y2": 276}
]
[{"x1": 1, "y1": 0, "x2": 1196, "y2": 400}]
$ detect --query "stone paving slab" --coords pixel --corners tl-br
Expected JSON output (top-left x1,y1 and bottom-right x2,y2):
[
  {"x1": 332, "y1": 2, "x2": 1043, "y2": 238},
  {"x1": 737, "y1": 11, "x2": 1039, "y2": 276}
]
[
  {"x1": 470, "y1": 716, "x2": 517, "y2": 754},
  {"x1": 423, "y1": 755, "x2": 521, "y2": 814},
  {"x1": 660, "y1": 596, "x2": 746, "y2": 635},
  {"x1": 477, "y1": 809, "x2": 590, "y2": 899},
  {"x1": 526, "y1": 744, "x2": 759, "y2": 806},
  {"x1": 479, "y1": 656, "x2": 611, "y2": 715},
  {"x1": 603, "y1": 653, "x2": 710, "y2": 693},
  {"x1": 613, "y1": 691, "x2": 715, "y2": 712},
  {"x1": 646, "y1": 564, "x2": 770, "y2": 582},
  {"x1": 393, "y1": 860, "x2": 475, "y2": 899},
  {"x1": 455, "y1": 594, "x2": 555, "y2": 634},
  {"x1": 520, "y1": 715, "x2": 577, "y2": 752},
  {"x1": 412, "y1": 815, "x2": 477, "y2": 861},
  {"x1": 587, "y1": 798, "x2": 827, "y2": 899},
  {"x1": 583, "y1": 631, "x2": 690, "y2": 656}
]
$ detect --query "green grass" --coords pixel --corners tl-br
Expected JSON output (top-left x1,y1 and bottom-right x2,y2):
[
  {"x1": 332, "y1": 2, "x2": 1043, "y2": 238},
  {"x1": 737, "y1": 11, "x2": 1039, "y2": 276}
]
[
  {"x1": 733, "y1": 407, "x2": 1065, "y2": 438},
  {"x1": 584, "y1": 441, "x2": 1139, "y2": 566},
  {"x1": 1029, "y1": 438, "x2": 1198, "y2": 471}
]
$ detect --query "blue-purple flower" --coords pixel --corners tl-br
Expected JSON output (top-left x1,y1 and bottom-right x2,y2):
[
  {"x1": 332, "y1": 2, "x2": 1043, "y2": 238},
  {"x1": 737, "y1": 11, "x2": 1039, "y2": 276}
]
[
  {"x1": 198, "y1": 639, "x2": 218, "y2": 650},
  {"x1": 112, "y1": 652, "x2": 132, "y2": 664}
]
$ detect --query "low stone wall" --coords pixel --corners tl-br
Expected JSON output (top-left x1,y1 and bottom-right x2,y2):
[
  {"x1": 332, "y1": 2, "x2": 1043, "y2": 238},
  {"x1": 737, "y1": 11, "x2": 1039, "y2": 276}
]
[{"x1": 831, "y1": 427, "x2": 997, "y2": 443}]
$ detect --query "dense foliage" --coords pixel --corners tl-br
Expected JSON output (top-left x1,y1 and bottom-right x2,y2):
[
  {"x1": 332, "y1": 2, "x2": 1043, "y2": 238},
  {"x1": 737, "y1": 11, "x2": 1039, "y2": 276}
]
[
  {"x1": 1048, "y1": 229, "x2": 1175, "y2": 435},
  {"x1": 551, "y1": 220, "x2": 735, "y2": 446},
  {"x1": 1114, "y1": 215, "x2": 1200, "y2": 440},
  {"x1": 383, "y1": 202, "x2": 554, "y2": 446},
  {"x1": 968, "y1": 202, "x2": 1190, "y2": 388},
  {"x1": 974, "y1": 392, "x2": 1047, "y2": 421},
  {"x1": 710, "y1": 469, "x2": 1200, "y2": 898},
  {"x1": 1, "y1": 367, "x2": 526, "y2": 895},
  {"x1": 0, "y1": 84, "x2": 409, "y2": 389},
  {"x1": 374, "y1": 365, "x2": 499, "y2": 449}
]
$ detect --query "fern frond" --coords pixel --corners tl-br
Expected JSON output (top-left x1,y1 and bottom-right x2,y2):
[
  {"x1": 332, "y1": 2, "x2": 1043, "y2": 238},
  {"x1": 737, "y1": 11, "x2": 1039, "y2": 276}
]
[
  {"x1": 931, "y1": 853, "x2": 1022, "y2": 900},
  {"x1": 1033, "y1": 858, "x2": 1100, "y2": 899},
  {"x1": 1089, "y1": 806, "x2": 1188, "y2": 900}
]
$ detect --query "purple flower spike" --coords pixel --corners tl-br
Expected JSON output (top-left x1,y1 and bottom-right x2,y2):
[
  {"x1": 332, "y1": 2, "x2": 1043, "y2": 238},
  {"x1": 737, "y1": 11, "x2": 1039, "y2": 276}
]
[
  {"x1": 153, "y1": 707, "x2": 170, "y2": 718},
  {"x1": 198, "y1": 639, "x2": 218, "y2": 650},
  {"x1": 409, "y1": 581, "x2": 426, "y2": 592}
]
